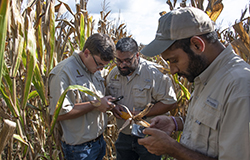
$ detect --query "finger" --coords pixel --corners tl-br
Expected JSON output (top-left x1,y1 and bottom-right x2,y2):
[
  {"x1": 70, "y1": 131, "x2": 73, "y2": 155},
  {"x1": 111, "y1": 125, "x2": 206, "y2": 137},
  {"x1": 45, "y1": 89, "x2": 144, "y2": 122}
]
[
  {"x1": 143, "y1": 127, "x2": 158, "y2": 135},
  {"x1": 113, "y1": 112, "x2": 122, "y2": 119},
  {"x1": 110, "y1": 103, "x2": 116, "y2": 109},
  {"x1": 149, "y1": 121, "x2": 156, "y2": 128},
  {"x1": 138, "y1": 137, "x2": 147, "y2": 145}
]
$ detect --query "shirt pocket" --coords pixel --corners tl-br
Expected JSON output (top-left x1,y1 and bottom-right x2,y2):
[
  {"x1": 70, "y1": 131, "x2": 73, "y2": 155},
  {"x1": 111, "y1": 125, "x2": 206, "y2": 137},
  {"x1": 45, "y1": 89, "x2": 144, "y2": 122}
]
[
  {"x1": 107, "y1": 83, "x2": 121, "y2": 97},
  {"x1": 192, "y1": 102, "x2": 220, "y2": 156},
  {"x1": 132, "y1": 84, "x2": 151, "y2": 107},
  {"x1": 75, "y1": 79, "x2": 93, "y2": 102}
]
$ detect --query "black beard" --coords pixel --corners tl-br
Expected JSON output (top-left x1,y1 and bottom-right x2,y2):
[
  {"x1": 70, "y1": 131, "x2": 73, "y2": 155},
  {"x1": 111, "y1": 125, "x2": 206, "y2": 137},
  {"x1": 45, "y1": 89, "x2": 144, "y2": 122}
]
[
  {"x1": 185, "y1": 52, "x2": 208, "y2": 82},
  {"x1": 118, "y1": 67, "x2": 135, "y2": 76}
]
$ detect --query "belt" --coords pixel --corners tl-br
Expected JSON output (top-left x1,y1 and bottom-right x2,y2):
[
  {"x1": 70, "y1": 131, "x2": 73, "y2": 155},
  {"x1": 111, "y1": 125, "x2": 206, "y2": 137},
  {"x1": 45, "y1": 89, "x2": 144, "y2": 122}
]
[
  {"x1": 88, "y1": 134, "x2": 102, "y2": 143},
  {"x1": 61, "y1": 134, "x2": 103, "y2": 146}
]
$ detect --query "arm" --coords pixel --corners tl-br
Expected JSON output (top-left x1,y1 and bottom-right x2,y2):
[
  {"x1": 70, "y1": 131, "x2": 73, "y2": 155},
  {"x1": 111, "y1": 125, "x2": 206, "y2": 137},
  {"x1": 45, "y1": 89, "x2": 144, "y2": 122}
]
[
  {"x1": 138, "y1": 128, "x2": 217, "y2": 160},
  {"x1": 57, "y1": 96, "x2": 115, "y2": 121},
  {"x1": 145, "y1": 101, "x2": 176, "y2": 117},
  {"x1": 149, "y1": 115, "x2": 184, "y2": 134},
  {"x1": 144, "y1": 71, "x2": 177, "y2": 117}
]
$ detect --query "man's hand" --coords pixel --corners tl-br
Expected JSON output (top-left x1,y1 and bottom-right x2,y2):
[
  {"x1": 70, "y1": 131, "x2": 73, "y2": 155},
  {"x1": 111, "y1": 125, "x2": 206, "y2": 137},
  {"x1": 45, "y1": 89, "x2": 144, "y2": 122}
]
[
  {"x1": 111, "y1": 104, "x2": 124, "y2": 119},
  {"x1": 149, "y1": 115, "x2": 175, "y2": 135},
  {"x1": 95, "y1": 96, "x2": 116, "y2": 113},
  {"x1": 138, "y1": 128, "x2": 176, "y2": 156}
]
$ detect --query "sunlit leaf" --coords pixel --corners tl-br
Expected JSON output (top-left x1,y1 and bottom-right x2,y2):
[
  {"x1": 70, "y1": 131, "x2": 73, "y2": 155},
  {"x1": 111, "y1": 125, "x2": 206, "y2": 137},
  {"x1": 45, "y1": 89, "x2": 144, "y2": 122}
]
[
  {"x1": 80, "y1": 13, "x2": 85, "y2": 50},
  {"x1": 49, "y1": 85, "x2": 100, "y2": 136},
  {"x1": 173, "y1": 74, "x2": 190, "y2": 100},
  {"x1": 32, "y1": 64, "x2": 48, "y2": 106},
  {"x1": 21, "y1": 18, "x2": 36, "y2": 110},
  {"x1": 0, "y1": 0, "x2": 9, "y2": 86},
  {"x1": 13, "y1": 134, "x2": 29, "y2": 146},
  {"x1": 206, "y1": 2, "x2": 223, "y2": 22}
]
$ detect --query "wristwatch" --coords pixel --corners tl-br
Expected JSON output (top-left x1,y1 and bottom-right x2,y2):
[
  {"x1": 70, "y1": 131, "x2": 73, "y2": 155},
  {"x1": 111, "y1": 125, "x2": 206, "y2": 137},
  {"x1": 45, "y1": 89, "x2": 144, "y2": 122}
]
[{"x1": 90, "y1": 100, "x2": 101, "y2": 107}]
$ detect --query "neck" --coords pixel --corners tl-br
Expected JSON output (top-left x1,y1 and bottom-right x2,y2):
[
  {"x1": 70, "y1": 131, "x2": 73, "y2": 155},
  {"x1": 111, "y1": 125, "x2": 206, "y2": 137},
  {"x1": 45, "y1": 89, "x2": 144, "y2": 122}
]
[{"x1": 205, "y1": 41, "x2": 225, "y2": 65}]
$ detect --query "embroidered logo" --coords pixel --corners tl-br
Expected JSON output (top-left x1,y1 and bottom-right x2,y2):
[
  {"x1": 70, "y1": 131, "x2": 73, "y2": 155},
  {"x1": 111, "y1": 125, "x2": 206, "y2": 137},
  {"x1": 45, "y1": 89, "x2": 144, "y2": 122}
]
[
  {"x1": 111, "y1": 74, "x2": 119, "y2": 81},
  {"x1": 76, "y1": 69, "x2": 84, "y2": 78},
  {"x1": 206, "y1": 97, "x2": 218, "y2": 109}
]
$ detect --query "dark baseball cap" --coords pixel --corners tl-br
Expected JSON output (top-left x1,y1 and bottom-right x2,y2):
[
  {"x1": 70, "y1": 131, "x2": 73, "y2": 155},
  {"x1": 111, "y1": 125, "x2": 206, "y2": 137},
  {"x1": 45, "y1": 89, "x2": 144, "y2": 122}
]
[{"x1": 141, "y1": 7, "x2": 214, "y2": 57}]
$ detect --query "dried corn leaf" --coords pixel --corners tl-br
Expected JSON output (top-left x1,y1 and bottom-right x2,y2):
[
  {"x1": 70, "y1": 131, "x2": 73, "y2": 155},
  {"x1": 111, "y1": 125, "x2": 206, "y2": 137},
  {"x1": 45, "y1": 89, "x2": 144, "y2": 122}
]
[
  {"x1": 57, "y1": 0, "x2": 75, "y2": 16},
  {"x1": 233, "y1": 22, "x2": 250, "y2": 45},
  {"x1": 206, "y1": 2, "x2": 223, "y2": 22},
  {"x1": 55, "y1": 3, "x2": 68, "y2": 20},
  {"x1": 231, "y1": 39, "x2": 250, "y2": 58},
  {"x1": 133, "y1": 103, "x2": 153, "y2": 121}
]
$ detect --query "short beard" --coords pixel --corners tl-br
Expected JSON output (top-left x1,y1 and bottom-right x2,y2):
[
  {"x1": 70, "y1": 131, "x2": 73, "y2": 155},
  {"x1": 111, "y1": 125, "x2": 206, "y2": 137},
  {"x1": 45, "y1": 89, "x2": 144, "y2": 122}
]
[
  {"x1": 186, "y1": 52, "x2": 208, "y2": 82},
  {"x1": 118, "y1": 67, "x2": 133, "y2": 76},
  {"x1": 118, "y1": 58, "x2": 138, "y2": 76}
]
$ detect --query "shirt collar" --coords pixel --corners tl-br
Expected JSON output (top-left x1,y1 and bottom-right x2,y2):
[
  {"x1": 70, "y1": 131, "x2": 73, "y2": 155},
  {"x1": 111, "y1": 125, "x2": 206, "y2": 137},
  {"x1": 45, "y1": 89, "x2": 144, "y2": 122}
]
[
  {"x1": 72, "y1": 51, "x2": 89, "y2": 72},
  {"x1": 194, "y1": 44, "x2": 235, "y2": 86}
]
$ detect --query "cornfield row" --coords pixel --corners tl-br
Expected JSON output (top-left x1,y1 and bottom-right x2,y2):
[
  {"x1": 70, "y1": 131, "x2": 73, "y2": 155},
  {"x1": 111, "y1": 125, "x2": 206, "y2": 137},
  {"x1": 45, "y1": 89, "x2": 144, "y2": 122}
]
[{"x1": 0, "y1": 0, "x2": 249, "y2": 160}]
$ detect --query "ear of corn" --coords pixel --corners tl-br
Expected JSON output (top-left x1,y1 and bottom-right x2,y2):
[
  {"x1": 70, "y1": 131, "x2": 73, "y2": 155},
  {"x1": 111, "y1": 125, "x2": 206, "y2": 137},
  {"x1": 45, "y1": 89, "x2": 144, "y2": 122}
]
[{"x1": 119, "y1": 111, "x2": 132, "y2": 120}]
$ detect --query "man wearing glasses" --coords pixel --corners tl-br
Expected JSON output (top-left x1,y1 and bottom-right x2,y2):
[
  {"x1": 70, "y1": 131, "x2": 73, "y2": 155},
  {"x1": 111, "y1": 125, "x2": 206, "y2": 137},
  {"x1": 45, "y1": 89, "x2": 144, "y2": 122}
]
[
  {"x1": 106, "y1": 37, "x2": 177, "y2": 160},
  {"x1": 49, "y1": 33, "x2": 116, "y2": 160}
]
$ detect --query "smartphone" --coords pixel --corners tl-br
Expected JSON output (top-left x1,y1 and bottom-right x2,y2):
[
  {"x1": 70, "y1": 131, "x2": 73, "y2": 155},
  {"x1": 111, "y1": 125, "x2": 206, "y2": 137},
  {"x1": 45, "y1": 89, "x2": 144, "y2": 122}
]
[
  {"x1": 111, "y1": 96, "x2": 124, "y2": 103},
  {"x1": 131, "y1": 124, "x2": 146, "y2": 138}
]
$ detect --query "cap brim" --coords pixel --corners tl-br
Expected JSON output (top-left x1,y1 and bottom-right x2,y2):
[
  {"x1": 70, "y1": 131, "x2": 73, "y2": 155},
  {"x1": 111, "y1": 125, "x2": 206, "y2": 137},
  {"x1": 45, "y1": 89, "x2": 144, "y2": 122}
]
[{"x1": 141, "y1": 39, "x2": 175, "y2": 57}]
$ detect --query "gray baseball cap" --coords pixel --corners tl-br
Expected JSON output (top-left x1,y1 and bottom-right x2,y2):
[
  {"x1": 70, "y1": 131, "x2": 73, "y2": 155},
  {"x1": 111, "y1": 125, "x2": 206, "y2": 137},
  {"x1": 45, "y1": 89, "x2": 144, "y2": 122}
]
[{"x1": 141, "y1": 7, "x2": 215, "y2": 57}]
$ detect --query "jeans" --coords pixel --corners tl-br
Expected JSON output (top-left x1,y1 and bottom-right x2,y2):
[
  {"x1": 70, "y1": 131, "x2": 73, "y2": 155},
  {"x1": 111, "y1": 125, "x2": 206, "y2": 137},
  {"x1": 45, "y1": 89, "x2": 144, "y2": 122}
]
[
  {"x1": 115, "y1": 132, "x2": 161, "y2": 160},
  {"x1": 61, "y1": 135, "x2": 106, "y2": 160}
]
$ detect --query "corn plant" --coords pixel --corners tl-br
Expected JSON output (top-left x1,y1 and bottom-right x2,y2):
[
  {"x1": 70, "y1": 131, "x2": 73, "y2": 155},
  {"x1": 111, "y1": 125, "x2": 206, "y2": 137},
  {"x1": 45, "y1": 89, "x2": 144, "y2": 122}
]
[{"x1": 0, "y1": 0, "x2": 249, "y2": 160}]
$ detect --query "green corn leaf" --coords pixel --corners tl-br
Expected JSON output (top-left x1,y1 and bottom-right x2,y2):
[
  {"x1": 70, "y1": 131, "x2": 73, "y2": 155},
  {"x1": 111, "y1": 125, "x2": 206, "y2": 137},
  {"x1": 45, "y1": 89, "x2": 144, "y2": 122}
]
[
  {"x1": 36, "y1": 15, "x2": 45, "y2": 75},
  {"x1": 2, "y1": 62, "x2": 13, "y2": 94},
  {"x1": 13, "y1": 134, "x2": 29, "y2": 146},
  {"x1": 0, "y1": 0, "x2": 10, "y2": 86},
  {"x1": 48, "y1": 2, "x2": 55, "y2": 72},
  {"x1": 21, "y1": 23, "x2": 36, "y2": 110},
  {"x1": 12, "y1": 36, "x2": 24, "y2": 77},
  {"x1": 28, "y1": 90, "x2": 39, "y2": 100},
  {"x1": 49, "y1": 85, "x2": 100, "y2": 136},
  {"x1": 87, "y1": 16, "x2": 92, "y2": 38},
  {"x1": 32, "y1": 64, "x2": 48, "y2": 106},
  {"x1": 0, "y1": 86, "x2": 16, "y2": 117},
  {"x1": 80, "y1": 13, "x2": 85, "y2": 50},
  {"x1": 173, "y1": 74, "x2": 190, "y2": 100}
]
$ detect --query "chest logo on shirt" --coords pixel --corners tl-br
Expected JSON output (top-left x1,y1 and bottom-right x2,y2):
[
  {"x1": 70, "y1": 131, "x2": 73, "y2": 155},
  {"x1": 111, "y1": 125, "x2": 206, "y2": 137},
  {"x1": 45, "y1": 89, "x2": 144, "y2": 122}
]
[
  {"x1": 111, "y1": 74, "x2": 119, "y2": 81},
  {"x1": 205, "y1": 96, "x2": 218, "y2": 109},
  {"x1": 76, "y1": 69, "x2": 84, "y2": 78}
]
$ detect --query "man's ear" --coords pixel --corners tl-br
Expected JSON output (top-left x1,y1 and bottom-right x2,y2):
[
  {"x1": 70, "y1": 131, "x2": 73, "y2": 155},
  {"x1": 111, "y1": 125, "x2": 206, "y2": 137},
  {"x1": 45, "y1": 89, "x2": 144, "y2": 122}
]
[
  {"x1": 83, "y1": 48, "x2": 90, "y2": 58},
  {"x1": 190, "y1": 36, "x2": 205, "y2": 53},
  {"x1": 136, "y1": 52, "x2": 140, "y2": 58}
]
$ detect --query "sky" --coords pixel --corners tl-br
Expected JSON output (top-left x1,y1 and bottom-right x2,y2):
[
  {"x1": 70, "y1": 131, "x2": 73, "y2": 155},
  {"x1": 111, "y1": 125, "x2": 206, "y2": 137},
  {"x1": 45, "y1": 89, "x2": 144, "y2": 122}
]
[
  {"x1": 86, "y1": 0, "x2": 250, "y2": 45},
  {"x1": 26, "y1": 0, "x2": 250, "y2": 45}
]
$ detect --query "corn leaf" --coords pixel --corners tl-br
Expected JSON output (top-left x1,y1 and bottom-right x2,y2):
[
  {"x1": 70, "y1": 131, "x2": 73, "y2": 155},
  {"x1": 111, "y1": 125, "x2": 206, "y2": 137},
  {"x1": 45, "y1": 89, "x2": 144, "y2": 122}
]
[
  {"x1": 45, "y1": 2, "x2": 55, "y2": 72},
  {"x1": 87, "y1": 16, "x2": 92, "y2": 38},
  {"x1": 13, "y1": 134, "x2": 29, "y2": 146},
  {"x1": 173, "y1": 74, "x2": 190, "y2": 100},
  {"x1": 49, "y1": 85, "x2": 100, "y2": 136},
  {"x1": 0, "y1": 0, "x2": 9, "y2": 86},
  {"x1": 32, "y1": 64, "x2": 48, "y2": 106},
  {"x1": 21, "y1": 24, "x2": 36, "y2": 110},
  {"x1": 12, "y1": 36, "x2": 24, "y2": 77},
  {"x1": 35, "y1": 9, "x2": 45, "y2": 75},
  {"x1": 206, "y1": 2, "x2": 223, "y2": 22},
  {"x1": 80, "y1": 13, "x2": 85, "y2": 50}
]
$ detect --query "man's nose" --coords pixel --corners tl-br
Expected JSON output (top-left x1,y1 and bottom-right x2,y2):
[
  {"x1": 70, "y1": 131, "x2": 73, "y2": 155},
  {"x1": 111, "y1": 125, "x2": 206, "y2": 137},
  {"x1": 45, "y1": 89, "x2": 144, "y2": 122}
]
[
  {"x1": 119, "y1": 62, "x2": 127, "y2": 67},
  {"x1": 170, "y1": 65, "x2": 178, "y2": 75}
]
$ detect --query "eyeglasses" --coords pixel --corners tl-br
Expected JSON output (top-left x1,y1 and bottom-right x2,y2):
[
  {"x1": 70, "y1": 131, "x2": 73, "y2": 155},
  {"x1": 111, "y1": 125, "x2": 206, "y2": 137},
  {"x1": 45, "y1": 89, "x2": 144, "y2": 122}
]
[
  {"x1": 91, "y1": 54, "x2": 109, "y2": 69},
  {"x1": 114, "y1": 54, "x2": 136, "y2": 65}
]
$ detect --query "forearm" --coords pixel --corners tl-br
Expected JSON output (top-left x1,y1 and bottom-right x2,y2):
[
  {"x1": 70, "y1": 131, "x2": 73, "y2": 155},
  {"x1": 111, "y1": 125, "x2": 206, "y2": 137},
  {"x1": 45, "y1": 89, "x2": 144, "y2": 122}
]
[
  {"x1": 146, "y1": 102, "x2": 177, "y2": 117},
  {"x1": 57, "y1": 102, "x2": 95, "y2": 121},
  {"x1": 170, "y1": 142, "x2": 217, "y2": 160},
  {"x1": 172, "y1": 116, "x2": 185, "y2": 131}
]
